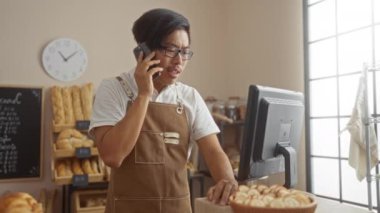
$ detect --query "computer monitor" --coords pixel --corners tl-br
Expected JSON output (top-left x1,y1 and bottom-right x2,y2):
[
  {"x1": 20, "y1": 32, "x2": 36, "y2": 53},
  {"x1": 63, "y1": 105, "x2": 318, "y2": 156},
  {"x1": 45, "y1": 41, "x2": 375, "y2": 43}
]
[{"x1": 237, "y1": 85, "x2": 304, "y2": 188}]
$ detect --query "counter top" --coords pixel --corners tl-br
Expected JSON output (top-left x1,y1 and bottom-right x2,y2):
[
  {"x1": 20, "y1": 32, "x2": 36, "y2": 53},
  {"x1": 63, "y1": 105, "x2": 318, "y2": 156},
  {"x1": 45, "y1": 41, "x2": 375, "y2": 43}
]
[{"x1": 194, "y1": 197, "x2": 373, "y2": 213}]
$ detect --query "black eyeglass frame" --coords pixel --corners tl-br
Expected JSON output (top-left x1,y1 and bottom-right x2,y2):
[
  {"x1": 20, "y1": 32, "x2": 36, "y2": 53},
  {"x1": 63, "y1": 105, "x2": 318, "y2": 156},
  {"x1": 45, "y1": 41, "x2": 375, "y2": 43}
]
[{"x1": 159, "y1": 46, "x2": 194, "y2": 60}]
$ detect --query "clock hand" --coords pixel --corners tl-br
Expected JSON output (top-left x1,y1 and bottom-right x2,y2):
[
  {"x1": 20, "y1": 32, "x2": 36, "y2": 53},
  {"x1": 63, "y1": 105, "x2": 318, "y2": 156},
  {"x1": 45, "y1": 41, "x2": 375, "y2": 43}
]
[
  {"x1": 58, "y1": 51, "x2": 68, "y2": 62},
  {"x1": 65, "y1": 51, "x2": 78, "y2": 61}
]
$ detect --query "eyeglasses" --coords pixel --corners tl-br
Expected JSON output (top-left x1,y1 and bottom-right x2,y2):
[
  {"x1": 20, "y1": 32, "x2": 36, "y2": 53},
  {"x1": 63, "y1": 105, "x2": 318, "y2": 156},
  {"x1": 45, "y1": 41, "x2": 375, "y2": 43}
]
[{"x1": 160, "y1": 46, "x2": 194, "y2": 60}]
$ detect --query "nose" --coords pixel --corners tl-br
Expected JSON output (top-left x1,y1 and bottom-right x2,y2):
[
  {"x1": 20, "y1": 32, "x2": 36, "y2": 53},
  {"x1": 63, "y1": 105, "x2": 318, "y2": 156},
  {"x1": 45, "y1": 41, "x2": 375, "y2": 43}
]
[{"x1": 172, "y1": 52, "x2": 183, "y2": 65}]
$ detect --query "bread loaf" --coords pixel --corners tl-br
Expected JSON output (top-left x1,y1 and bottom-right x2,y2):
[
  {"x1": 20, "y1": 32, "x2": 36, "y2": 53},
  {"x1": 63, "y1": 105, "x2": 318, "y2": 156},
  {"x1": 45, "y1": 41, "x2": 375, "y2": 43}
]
[
  {"x1": 51, "y1": 86, "x2": 65, "y2": 125},
  {"x1": 56, "y1": 161, "x2": 67, "y2": 177},
  {"x1": 71, "y1": 138, "x2": 83, "y2": 148},
  {"x1": 91, "y1": 158, "x2": 99, "y2": 174},
  {"x1": 82, "y1": 139, "x2": 94, "y2": 147},
  {"x1": 81, "y1": 83, "x2": 93, "y2": 120},
  {"x1": 71, "y1": 85, "x2": 84, "y2": 121},
  {"x1": 57, "y1": 129, "x2": 84, "y2": 141},
  {"x1": 62, "y1": 87, "x2": 75, "y2": 125},
  {"x1": 0, "y1": 192, "x2": 43, "y2": 213},
  {"x1": 72, "y1": 158, "x2": 84, "y2": 175},
  {"x1": 82, "y1": 159, "x2": 94, "y2": 174},
  {"x1": 65, "y1": 159, "x2": 73, "y2": 176},
  {"x1": 230, "y1": 184, "x2": 313, "y2": 208},
  {"x1": 56, "y1": 139, "x2": 73, "y2": 150}
]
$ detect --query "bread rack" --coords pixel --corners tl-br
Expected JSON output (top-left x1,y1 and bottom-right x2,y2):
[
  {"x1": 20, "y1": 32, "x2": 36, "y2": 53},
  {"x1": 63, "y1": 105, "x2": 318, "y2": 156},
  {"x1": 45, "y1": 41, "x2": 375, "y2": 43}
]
[{"x1": 362, "y1": 63, "x2": 380, "y2": 211}]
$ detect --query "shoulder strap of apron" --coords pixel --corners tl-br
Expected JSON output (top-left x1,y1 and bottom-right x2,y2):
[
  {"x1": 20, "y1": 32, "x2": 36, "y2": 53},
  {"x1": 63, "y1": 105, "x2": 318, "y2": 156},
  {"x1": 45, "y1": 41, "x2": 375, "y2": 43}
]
[{"x1": 116, "y1": 76, "x2": 135, "y2": 102}]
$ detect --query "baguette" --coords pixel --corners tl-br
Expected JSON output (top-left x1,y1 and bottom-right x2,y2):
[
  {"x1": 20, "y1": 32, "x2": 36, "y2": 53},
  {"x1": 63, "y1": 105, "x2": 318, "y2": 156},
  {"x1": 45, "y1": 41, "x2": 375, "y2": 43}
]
[
  {"x1": 90, "y1": 158, "x2": 99, "y2": 174},
  {"x1": 82, "y1": 159, "x2": 94, "y2": 174},
  {"x1": 81, "y1": 83, "x2": 93, "y2": 120},
  {"x1": 71, "y1": 85, "x2": 84, "y2": 121},
  {"x1": 72, "y1": 158, "x2": 84, "y2": 175},
  {"x1": 51, "y1": 86, "x2": 65, "y2": 125},
  {"x1": 62, "y1": 87, "x2": 75, "y2": 125}
]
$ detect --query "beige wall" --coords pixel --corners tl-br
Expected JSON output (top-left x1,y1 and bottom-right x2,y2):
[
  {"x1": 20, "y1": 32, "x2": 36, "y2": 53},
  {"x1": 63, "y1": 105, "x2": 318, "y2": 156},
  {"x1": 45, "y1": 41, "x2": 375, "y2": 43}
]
[{"x1": 0, "y1": 0, "x2": 304, "y2": 210}]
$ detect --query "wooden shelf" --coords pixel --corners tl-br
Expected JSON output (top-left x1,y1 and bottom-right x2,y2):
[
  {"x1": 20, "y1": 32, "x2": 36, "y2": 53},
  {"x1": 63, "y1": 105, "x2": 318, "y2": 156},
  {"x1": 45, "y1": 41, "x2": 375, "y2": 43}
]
[
  {"x1": 52, "y1": 157, "x2": 105, "y2": 185},
  {"x1": 52, "y1": 144, "x2": 99, "y2": 158}
]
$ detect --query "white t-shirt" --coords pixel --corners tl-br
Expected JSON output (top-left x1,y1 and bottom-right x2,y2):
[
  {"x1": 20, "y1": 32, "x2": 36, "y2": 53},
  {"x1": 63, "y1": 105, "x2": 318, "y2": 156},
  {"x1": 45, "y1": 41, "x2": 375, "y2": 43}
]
[{"x1": 89, "y1": 69, "x2": 220, "y2": 146}]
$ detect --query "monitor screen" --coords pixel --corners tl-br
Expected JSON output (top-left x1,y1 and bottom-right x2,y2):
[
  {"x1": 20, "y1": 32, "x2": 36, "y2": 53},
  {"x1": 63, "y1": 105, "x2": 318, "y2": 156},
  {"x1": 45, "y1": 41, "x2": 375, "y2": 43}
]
[{"x1": 237, "y1": 85, "x2": 304, "y2": 188}]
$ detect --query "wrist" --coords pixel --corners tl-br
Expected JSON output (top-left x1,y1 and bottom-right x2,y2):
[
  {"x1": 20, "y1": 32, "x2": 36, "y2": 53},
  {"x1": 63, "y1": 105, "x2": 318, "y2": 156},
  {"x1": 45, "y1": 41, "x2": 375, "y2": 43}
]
[
  {"x1": 224, "y1": 178, "x2": 238, "y2": 185},
  {"x1": 135, "y1": 94, "x2": 151, "y2": 102}
]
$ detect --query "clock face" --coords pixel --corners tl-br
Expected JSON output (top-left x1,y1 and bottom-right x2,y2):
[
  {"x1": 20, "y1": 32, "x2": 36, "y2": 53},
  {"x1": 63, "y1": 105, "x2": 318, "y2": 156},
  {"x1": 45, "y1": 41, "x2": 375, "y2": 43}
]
[{"x1": 42, "y1": 38, "x2": 88, "y2": 82}]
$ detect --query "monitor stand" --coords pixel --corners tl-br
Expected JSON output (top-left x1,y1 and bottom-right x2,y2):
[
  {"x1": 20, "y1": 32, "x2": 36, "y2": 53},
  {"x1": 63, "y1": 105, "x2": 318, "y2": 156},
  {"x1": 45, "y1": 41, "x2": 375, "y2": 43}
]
[{"x1": 275, "y1": 143, "x2": 297, "y2": 188}]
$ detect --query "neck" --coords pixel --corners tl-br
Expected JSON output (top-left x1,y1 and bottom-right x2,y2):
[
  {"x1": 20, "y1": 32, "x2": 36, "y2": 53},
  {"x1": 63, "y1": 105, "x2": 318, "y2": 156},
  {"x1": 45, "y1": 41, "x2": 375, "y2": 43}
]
[{"x1": 154, "y1": 78, "x2": 169, "y2": 93}]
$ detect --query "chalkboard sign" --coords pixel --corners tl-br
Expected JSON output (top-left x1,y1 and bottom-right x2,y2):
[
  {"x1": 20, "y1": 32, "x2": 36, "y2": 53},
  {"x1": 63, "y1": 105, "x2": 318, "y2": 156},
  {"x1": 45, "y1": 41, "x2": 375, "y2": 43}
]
[{"x1": 0, "y1": 86, "x2": 43, "y2": 181}]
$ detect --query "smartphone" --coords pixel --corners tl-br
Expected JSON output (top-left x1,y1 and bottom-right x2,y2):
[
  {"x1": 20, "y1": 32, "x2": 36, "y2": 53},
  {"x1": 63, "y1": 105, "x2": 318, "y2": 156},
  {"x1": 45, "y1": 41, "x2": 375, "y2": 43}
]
[{"x1": 133, "y1": 42, "x2": 160, "y2": 79}]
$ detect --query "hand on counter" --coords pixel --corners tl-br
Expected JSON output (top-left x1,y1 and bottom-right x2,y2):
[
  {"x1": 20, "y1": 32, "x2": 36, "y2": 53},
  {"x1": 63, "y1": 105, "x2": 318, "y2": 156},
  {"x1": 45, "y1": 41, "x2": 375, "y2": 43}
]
[{"x1": 207, "y1": 179, "x2": 238, "y2": 205}]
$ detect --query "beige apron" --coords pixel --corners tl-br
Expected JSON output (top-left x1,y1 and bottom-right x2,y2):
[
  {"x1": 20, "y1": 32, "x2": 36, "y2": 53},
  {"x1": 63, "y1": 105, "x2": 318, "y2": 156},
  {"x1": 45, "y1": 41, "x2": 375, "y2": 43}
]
[{"x1": 105, "y1": 77, "x2": 192, "y2": 213}]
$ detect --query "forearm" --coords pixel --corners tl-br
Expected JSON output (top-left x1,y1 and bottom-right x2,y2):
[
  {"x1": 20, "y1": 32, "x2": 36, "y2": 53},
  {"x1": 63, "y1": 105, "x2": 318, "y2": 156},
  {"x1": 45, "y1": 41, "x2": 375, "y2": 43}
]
[
  {"x1": 97, "y1": 95, "x2": 150, "y2": 167},
  {"x1": 198, "y1": 135, "x2": 236, "y2": 183},
  {"x1": 206, "y1": 147, "x2": 236, "y2": 183},
  {"x1": 198, "y1": 134, "x2": 237, "y2": 205}
]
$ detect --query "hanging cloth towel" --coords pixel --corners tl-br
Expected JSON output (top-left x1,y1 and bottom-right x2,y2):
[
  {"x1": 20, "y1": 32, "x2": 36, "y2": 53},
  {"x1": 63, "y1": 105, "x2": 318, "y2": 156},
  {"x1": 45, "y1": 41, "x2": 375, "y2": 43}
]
[{"x1": 344, "y1": 75, "x2": 378, "y2": 181}]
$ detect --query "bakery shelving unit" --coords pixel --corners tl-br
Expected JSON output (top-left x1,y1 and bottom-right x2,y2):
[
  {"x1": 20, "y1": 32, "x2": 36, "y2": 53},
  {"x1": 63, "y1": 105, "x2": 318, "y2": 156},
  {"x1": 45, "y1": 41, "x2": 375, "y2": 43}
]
[
  {"x1": 49, "y1": 84, "x2": 109, "y2": 213},
  {"x1": 51, "y1": 123, "x2": 108, "y2": 213},
  {"x1": 50, "y1": 126, "x2": 105, "y2": 185}
]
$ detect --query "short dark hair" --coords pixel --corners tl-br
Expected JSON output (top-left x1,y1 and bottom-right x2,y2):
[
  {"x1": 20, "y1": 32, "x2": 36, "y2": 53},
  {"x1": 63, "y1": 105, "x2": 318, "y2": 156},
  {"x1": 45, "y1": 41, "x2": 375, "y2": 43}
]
[{"x1": 132, "y1": 8, "x2": 191, "y2": 50}]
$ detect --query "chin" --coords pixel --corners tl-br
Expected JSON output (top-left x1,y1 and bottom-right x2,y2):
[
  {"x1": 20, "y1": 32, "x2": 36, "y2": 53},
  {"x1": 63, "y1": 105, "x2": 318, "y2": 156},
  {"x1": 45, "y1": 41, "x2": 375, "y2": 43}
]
[{"x1": 159, "y1": 75, "x2": 178, "y2": 85}]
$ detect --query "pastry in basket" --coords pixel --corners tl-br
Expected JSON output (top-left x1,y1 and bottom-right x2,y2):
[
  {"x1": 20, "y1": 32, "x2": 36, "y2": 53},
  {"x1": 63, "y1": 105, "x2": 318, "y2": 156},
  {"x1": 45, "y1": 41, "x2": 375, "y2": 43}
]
[
  {"x1": 71, "y1": 138, "x2": 84, "y2": 148},
  {"x1": 82, "y1": 139, "x2": 94, "y2": 147},
  {"x1": 56, "y1": 160, "x2": 74, "y2": 177},
  {"x1": 56, "y1": 138, "x2": 74, "y2": 150},
  {"x1": 72, "y1": 158, "x2": 84, "y2": 175},
  {"x1": 62, "y1": 87, "x2": 75, "y2": 125},
  {"x1": 230, "y1": 183, "x2": 317, "y2": 212},
  {"x1": 65, "y1": 159, "x2": 73, "y2": 176},
  {"x1": 57, "y1": 129, "x2": 85, "y2": 141},
  {"x1": 0, "y1": 192, "x2": 43, "y2": 213},
  {"x1": 71, "y1": 85, "x2": 85, "y2": 121},
  {"x1": 81, "y1": 83, "x2": 93, "y2": 120},
  {"x1": 55, "y1": 129, "x2": 95, "y2": 150},
  {"x1": 56, "y1": 160, "x2": 67, "y2": 177},
  {"x1": 51, "y1": 86, "x2": 65, "y2": 125},
  {"x1": 82, "y1": 159, "x2": 95, "y2": 174},
  {"x1": 91, "y1": 158, "x2": 99, "y2": 174}
]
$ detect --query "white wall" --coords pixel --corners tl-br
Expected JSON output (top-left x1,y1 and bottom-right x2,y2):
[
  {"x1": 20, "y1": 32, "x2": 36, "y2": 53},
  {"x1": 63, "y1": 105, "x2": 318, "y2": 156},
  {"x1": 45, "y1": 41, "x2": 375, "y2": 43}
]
[{"x1": 0, "y1": 0, "x2": 304, "y2": 211}]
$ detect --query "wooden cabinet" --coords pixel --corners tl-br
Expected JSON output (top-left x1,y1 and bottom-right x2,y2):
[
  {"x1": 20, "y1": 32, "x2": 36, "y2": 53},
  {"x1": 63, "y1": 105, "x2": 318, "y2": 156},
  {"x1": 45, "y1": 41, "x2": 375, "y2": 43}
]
[{"x1": 71, "y1": 190, "x2": 107, "y2": 213}]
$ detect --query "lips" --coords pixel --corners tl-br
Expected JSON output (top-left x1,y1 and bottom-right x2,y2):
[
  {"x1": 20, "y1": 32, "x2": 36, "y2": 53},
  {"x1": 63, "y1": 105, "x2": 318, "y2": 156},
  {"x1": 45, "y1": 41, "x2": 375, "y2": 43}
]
[{"x1": 166, "y1": 67, "x2": 181, "y2": 78}]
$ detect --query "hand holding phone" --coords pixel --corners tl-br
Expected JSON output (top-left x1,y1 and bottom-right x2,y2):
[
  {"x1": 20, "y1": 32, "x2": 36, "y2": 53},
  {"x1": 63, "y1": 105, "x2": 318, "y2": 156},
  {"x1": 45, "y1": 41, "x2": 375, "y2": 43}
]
[{"x1": 133, "y1": 42, "x2": 160, "y2": 79}]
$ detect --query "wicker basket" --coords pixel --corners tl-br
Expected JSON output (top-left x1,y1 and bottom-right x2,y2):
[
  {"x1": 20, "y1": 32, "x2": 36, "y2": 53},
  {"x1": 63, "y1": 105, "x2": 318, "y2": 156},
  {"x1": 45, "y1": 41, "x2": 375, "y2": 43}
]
[{"x1": 229, "y1": 194, "x2": 317, "y2": 213}]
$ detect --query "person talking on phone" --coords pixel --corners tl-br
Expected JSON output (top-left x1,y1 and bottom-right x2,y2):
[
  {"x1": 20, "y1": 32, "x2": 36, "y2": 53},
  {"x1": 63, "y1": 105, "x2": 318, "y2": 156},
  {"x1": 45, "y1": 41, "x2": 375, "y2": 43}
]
[{"x1": 89, "y1": 8, "x2": 237, "y2": 213}]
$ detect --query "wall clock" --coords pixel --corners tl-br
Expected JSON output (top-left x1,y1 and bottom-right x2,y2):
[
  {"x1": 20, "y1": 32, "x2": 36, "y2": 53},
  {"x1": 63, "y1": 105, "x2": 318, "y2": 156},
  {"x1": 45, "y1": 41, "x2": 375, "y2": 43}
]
[{"x1": 42, "y1": 38, "x2": 88, "y2": 82}]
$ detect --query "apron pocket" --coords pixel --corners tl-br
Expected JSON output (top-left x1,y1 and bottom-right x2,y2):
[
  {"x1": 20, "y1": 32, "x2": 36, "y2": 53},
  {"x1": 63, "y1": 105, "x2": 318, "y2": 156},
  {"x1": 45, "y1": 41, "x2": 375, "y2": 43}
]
[
  {"x1": 135, "y1": 131, "x2": 164, "y2": 164},
  {"x1": 114, "y1": 198, "x2": 161, "y2": 213}
]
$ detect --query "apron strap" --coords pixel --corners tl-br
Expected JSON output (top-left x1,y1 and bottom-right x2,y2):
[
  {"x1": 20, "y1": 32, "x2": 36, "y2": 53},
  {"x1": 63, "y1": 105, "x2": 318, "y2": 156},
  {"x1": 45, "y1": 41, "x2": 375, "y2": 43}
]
[
  {"x1": 174, "y1": 83, "x2": 184, "y2": 114},
  {"x1": 116, "y1": 76, "x2": 183, "y2": 113},
  {"x1": 116, "y1": 76, "x2": 135, "y2": 102}
]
